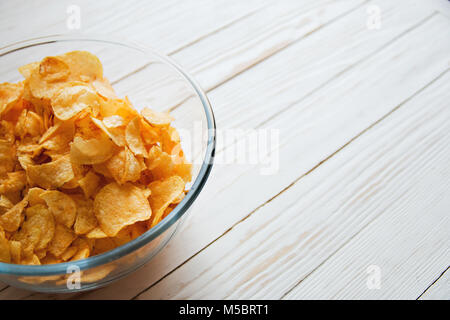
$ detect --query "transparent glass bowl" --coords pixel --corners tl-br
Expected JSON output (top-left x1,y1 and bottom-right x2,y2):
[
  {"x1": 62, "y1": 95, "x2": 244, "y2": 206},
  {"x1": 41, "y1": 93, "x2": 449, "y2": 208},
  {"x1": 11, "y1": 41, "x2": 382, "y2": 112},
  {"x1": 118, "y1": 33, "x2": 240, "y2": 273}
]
[{"x1": 0, "y1": 35, "x2": 215, "y2": 292}]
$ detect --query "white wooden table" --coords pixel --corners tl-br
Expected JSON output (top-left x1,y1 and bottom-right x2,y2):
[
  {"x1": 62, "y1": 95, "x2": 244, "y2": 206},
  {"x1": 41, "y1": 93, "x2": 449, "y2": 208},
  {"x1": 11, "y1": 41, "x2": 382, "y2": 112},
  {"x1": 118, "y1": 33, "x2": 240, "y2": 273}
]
[{"x1": 0, "y1": 0, "x2": 449, "y2": 300}]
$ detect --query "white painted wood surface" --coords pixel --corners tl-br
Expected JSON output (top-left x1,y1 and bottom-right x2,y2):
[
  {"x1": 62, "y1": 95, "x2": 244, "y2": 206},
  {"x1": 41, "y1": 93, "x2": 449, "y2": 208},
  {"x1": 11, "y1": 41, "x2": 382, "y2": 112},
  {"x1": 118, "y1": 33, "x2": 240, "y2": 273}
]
[{"x1": 0, "y1": 0, "x2": 448, "y2": 299}]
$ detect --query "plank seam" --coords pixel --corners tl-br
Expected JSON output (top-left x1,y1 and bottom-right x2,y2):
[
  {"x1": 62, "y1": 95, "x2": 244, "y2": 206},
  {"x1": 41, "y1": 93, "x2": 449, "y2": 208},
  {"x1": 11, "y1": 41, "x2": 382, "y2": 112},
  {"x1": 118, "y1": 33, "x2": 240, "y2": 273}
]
[{"x1": 416, "y1": 265, "x2": 450, "y2": 300}]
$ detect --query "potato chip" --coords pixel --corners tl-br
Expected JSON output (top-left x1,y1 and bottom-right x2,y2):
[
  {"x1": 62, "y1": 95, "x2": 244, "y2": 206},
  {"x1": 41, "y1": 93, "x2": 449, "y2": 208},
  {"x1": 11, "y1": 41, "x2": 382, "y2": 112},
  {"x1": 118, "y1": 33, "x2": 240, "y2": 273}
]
[
  {"x1": 91, "y1": 117, "x2": 126, "y2": 147},
  {"x1": 73, "y1": 196, "x2": 97, "y2": 235},
  {"x1": 61, "y1": 245, "x2": 78, "y2": 261},
  {"x1": 18, "y1": 62, "x2": 39, "y2": 79},
  {"x1": 26, "y1": 187, "x2": 46, "y2": 206},
  {"x1": 0, "y1": 195, "x2": 14, "y2": 214},
  {"x1": 9, "y1": 240, "x2": 21, "y2": 263},
  {"x1": 13, "y1": 204, "x2": 54, "y2": 251},
  {"x1": 103, "y1": 115, "x2": 125, "y2": 128},
  {"x1": 51, "y1": 83, "x2": 100, "y2": 120},
  {"x1": 94, "y1": 182, "x2": 152, "y2": 236},
  {"x1": 0, "y1": 140, "x2": 16, "y2": 176},
  {"x1": 0, "y1": 227, "x2": 11, "y2": 263},
  {"x1": 39, "y1": 190, "x2": 76, "y2": 229},
  {"x1": 70, "y1": 238, "x2": 90, "y2": 261},
  {"x1": 61, "y1": 51, "x2": 103, "y2": 81},
  {"x1": 26, "y1": 154, "x2": 74, "y2": 189},
  {"x1": 40, "y1": 120, "x2": 75, "y2": 152},
  {"x1": 93, "y1": 78, "x2": 118, "y2": 100},
  {"x1": 47, "y1": 224, "x2": 76, "y2": 257},
  {"x1": 148, "y1": 176, "x2": 184, "y2": 227},
  {"x1": 0, "y1": 197, "x2": 27, "y2": 232},
  {"x1": 0, "y1": 82, "x2": 23, "y2": 117},
  {"x1": 70, "y1": 134, "x2": 115, "y2": 165},
  {"x1": 78, "y1": 170, "x2": 100, "y2": 199},
  {"x1": 39, "y1": 56, "x2": 70, "y2": 83},
  {"x1": 125, "y1": 117, "x2": 147, "y2": 157},
  {"x1": 22, "y1": 254, "x2": 41, "y2": 265},
  {"x1": 141, "y1": 107, "x2": 174, "y2": 127},
  {"x1": 0, "y1": 171, "x2": 26, "y2": 194},
  {"x1": 86, "y1": 227, "x2": 108, "y2": 239}
]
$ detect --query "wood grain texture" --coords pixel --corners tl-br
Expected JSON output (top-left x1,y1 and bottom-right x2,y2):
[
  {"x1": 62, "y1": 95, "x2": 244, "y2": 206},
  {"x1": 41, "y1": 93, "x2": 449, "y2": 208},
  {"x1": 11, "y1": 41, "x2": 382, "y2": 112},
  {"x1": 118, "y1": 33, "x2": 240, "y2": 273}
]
[
  {"x1": 419, "y1": 267, "x2": 450, "y2": 300},
  {"x1": 134, "y1": 69, "x2": 450, "y2": 300}
]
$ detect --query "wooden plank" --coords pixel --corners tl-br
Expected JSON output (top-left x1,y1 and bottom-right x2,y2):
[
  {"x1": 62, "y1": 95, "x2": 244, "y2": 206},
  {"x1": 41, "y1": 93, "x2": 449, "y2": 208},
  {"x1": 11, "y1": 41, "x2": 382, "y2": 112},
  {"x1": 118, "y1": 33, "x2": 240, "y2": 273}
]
[
  {"x1": 136, "y1": 70, "x2": 450, "y2": 299},
  {"x1": 71, "y1": 8, "x2": 449, "y2": 300},
  {"x1": 0, "y1": 0, "x2": 267, "y2": 53},
  {"x1": 419, "y1": 267, "x2": 450, "y2": 300}
]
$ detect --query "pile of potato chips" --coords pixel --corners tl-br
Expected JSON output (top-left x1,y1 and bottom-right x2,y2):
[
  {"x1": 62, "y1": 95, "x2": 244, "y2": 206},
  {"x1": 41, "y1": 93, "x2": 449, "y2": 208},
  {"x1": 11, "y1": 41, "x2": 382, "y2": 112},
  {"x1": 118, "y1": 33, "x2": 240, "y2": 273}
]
[{"x1": 0, "y1": 51, "x2": 191, "y2": 265}]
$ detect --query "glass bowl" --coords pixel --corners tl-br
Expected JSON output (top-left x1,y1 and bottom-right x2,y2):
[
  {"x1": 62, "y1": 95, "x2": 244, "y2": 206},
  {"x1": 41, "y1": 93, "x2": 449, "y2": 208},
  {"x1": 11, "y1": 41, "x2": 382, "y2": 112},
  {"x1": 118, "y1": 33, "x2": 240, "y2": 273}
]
[{"x1": 0, "y1": 35, "x2": 215, "y2": 293}]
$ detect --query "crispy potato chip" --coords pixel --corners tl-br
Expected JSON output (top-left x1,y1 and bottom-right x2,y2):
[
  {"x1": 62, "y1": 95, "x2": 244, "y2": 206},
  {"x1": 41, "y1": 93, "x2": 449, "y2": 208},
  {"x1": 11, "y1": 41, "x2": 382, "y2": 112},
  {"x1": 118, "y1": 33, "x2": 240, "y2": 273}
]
[
  {"x1": 9, "y1": 240, "x2": 21, "y2": 263},
  {"x1": 70, "y1": 238, "x2": 90, "y2": 261},
  {"x1": 47, "y1": 224, "x2": 76, "y2": 257},
  {"x1": 73, "y1": 196, "x2": 97, "y2": 235},
  {"x1": 0, "y1": 227, "x2": 11, "y2": 263},
  {"x1": 141, "y1": 107, "x2": 174, "y2": 127},
  {"x1": 91, "y1": 117, "x2": 126, "y2": 147},
  {"x1": 61, "y1": 245, "x2": 78, "y2": 261},
  {"x1": 40, "y1": 190, "x2": 77, "y2": 228},
  {"x1": 94, "y1": 182, "x2": 152, "y2": 236},
  {"x1": 40, "y1": 120, "x2": 75, "y2": 152},
  {"x1": 78, "y1": 170, "x2": 100, "y2": 199},
  {"x1": 13, "y1": 204, "x2": 54, "y2": 251},
  {"x1": 18, "y1": 62, "x2": 39, "y2": 79},
  {"x1": 0, "y1": 171, "x2": 26, "y2": 194},
  {"x1": 0, "y1": 140, "x2": 16, "y2": 176},
  {"x1": 93, "y1": 78, "x2": 118, "y2": 100},
  {"x1": 0, "y1": 197, "x2": 28, "y2": 232},
  {"x1": 0, "y1": 82, "x2": 23, "y2": 117},
  {"x1": 27, "y1": 154, "x2": 74, "y2": 189},
  {"x1": 86, "y1": 227, "x2": 108, "y2": 239},
  {"x1": 92, "y1": 237, "x2": 116, "y2": 255},
  {"x1": 0, "y1": 195, "x2": 14, "y2": 214},
  {"x1": 149, "y1": 176, "x2": 184, "y2": 227},
  {"x1": 26, "y1": 187, "x2": 45, "y2": 206},
  {"x1": 126, "y1": 117, "x2": 147, "y2": 157},
  {"x1": 61, "y1": 51, "x2": 103, "y2": 81},
  {"x1": 105, "y1": 147, "x2": 142, "y2": 184},
  {"x1": 51, "y1": 83, "x2": 100, "y2": 120},
  {"x1": 103, "y1": 115, "x2": 125, "y2": 128},
  {"x1": 70, "y1": 134, "x2": 115, "y2": 165},
  {"x1": 39, "y1": 56, "x2": 70, "y2": 83}
]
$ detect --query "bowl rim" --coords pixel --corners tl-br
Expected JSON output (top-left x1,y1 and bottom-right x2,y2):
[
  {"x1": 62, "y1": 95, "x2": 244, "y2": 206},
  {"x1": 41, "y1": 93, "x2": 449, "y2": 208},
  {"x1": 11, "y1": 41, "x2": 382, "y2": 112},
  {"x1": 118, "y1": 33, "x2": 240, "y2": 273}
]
[{"x1": 0, "y1": 34, "x2": 216, "y2": 276}]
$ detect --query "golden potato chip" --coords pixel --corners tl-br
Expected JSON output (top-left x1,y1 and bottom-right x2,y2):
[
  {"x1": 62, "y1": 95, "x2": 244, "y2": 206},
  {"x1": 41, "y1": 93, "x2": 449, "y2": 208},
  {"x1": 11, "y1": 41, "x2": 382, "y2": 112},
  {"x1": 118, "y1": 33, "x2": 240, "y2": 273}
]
[
  {"x1": 0, "y1": 227, "x2": 11, "y2": 263},
  {"x1": 26, "y1": 154, "x2": 74, "y2": 189},
  {"x1": 0, "y1": 140, "x2": 16, "y2": 176},
  {"x1": 92, "y1": 237, "x2": 116, "y2": 255},
  {"x1": 148, "y1": 176, "x2": 184, "y2": 227},
  {"x1": 61, "y1": 245, "x2": 78, "y2": 261},
  {"x1": 78, "y1": 170, "x2": 100, "y2": 199},
  {"x1": 61, "y1": 50, "x2": 103, "y2": 81},
  {"x1": 105, "y1": 147, "x2": 142, "y2": 184},
  {"x1": 91, "y1": 117, "x2": 126, "y2": 147},
  {"x1": 70, "y1": 134, "x2": 115, "y2": 165},
  {"x1": 0, "y1": 195, "x2": 14, "y2": 214},
  {"x1": 51, "y1": 83, "x2": 100, "y2": 120},
  {"x1": 39, "y1": 56, "x2": 70, "y2": 83},
  {"x1": 40, "y1": 120, "x2": 75, "y2": 152},
  {"x1": 94, "y1": 182, "x2": 152, "y2": 236},
  {"x1": 47, "y1": 224, "x2": 76, "y2": 257},
  {"x1": 86, "y1": 227, "x2": 108, "y2": 239},
  {"x1": 125, "y1": 117, "x2": 147, "y2": 157},
  {"x1": 13, "y1": 204, "x2": 54, "y2": 251},
  {"x1": 40, "y1": 190, "x2": 76, "y2": 228},
  {"x1": 22, "y1": 254, "x2": 41, "y2": 265},
  {"x1": 18, "y1": 62, "x2": 39, "y2": 79},
  {"x1": 73, "y1": 196, "x2": 97, "y2": 235},
  {"x1": 103, "y1": 115, "x2": 125, "y2": 128},
  {"x1": 93, "y1": 78, "x2": 118, "y2": 100},
  {"x1": 141, "y1": 107, "x2": 174, "y2": 127},
  {"x1": 0, "y1": 82, "x2": 23, "y2": 117},
  {"x1": 70, "y1": 238, "x2": 90, "y2": 261},
  {"x1": 0, "y1": 171, "x2": 26, "y2": 194},
  {"x1": 0, "y1": 197, "x2": 27, "y2": 232},
  {"x1": 26, "y1": 187, "x2": 46, "y2": 206},
  {"x1": 9, "y1": 240, "x2": 21, "y2": 264}
]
